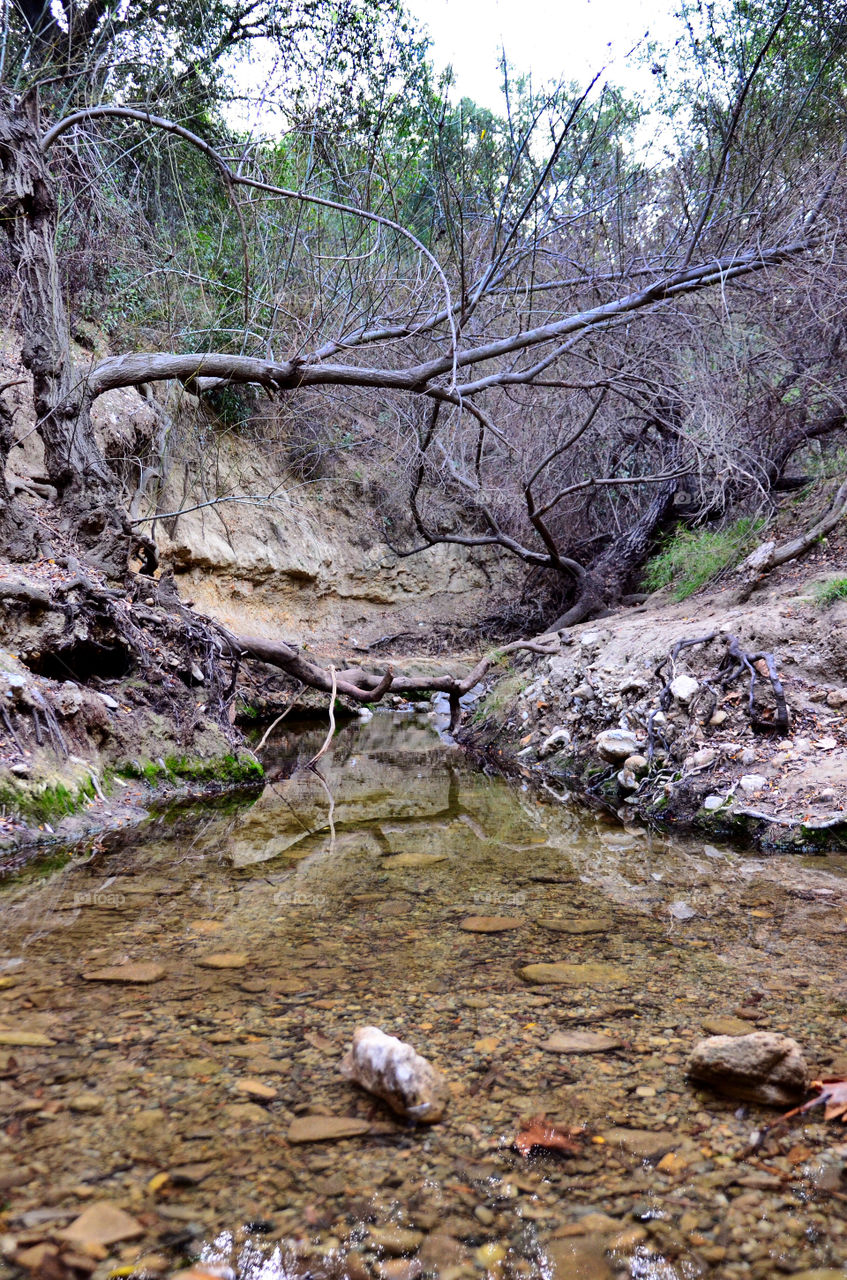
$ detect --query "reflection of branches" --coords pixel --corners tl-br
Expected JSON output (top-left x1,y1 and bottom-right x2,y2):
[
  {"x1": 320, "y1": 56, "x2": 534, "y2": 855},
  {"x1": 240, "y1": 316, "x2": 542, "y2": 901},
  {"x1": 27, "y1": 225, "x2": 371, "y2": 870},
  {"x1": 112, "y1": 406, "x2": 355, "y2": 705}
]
[{"x1": 307, "y1": 764, "x2": 336, "y2": 858}]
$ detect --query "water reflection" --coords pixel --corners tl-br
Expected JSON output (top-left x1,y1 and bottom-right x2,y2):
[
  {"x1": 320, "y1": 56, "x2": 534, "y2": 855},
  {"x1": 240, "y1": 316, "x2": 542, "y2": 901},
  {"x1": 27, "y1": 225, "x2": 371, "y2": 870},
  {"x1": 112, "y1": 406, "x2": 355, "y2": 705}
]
[{"x1": 1, "y1": 712, "x2": 847, "y2": 1278}]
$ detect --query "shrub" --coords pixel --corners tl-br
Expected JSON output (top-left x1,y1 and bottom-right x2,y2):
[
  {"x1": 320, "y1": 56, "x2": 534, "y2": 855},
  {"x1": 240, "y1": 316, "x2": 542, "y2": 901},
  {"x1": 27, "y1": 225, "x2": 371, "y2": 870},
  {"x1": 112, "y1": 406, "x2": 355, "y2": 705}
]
[
  {"x1": 643, "y1": 518, "x2": 762, "y2": 601},
  {"x1": 812, "y1": 576, "x2": 847, "y2": 606}
]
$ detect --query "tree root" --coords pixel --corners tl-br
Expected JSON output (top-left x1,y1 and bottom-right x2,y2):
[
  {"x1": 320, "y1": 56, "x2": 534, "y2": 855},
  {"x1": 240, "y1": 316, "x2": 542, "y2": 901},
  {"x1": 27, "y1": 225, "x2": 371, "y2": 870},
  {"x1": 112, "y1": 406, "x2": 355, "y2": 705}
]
[{"x1": 656, "y1": 632, "x2": 790, "y2": 735}]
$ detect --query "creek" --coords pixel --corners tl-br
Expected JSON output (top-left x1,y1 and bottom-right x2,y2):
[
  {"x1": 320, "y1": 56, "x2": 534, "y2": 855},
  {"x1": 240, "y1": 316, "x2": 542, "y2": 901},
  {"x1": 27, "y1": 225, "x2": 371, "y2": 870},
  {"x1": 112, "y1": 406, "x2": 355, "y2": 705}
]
[{"x1": 1, "y1": 711, "x2": 847, "y2": 1279}]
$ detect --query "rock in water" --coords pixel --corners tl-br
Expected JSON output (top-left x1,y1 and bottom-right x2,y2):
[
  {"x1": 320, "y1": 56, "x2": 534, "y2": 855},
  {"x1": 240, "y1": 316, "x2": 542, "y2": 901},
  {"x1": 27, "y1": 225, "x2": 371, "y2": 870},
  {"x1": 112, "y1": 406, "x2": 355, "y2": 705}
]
[
  {"x1": 687, "y1": 1031, "x2": 808, "y2": 1105},
  {"x1": 340, "y1": 1026, "x2": 448, "y2": 1124}
]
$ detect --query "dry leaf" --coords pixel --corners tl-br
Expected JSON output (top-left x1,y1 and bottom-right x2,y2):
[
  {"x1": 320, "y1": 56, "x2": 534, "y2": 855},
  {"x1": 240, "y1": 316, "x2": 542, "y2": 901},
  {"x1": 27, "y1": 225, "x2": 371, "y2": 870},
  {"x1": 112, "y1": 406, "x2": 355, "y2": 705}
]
[{"x1": 513, "y1": 1115, "x2": 584, "y2": 1158}]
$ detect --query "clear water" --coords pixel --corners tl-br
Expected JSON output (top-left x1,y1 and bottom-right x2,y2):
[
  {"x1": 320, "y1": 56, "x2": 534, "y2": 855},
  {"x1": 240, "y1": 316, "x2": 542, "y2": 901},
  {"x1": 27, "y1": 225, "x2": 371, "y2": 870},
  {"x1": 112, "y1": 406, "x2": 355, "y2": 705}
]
[{"x1": 2, "y1": 712, "x2": 847, "y2": 1279}]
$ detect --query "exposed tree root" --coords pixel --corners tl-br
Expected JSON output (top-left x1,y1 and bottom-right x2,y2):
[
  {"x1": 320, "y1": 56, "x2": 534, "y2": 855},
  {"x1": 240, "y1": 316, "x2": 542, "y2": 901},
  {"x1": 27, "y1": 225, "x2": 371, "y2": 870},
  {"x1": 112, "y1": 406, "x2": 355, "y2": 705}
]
[{"x1": 656, "y1": 632, "x2": 790, "y2": 735}]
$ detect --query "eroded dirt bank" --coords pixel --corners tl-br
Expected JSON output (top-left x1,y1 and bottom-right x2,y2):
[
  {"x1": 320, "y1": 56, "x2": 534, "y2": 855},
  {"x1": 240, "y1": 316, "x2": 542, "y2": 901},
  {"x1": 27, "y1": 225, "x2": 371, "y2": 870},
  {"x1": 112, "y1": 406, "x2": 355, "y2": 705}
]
[{"x1": 463, "y1": 533, "x2": 847, "y2": 853}]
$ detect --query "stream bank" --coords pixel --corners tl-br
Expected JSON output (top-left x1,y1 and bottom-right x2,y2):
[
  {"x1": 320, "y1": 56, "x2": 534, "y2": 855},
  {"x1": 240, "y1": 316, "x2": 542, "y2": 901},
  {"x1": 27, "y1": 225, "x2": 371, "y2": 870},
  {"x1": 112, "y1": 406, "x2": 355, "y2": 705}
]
[{"x1": 461, "y1": 538, "x2": 847, "y2": 854}]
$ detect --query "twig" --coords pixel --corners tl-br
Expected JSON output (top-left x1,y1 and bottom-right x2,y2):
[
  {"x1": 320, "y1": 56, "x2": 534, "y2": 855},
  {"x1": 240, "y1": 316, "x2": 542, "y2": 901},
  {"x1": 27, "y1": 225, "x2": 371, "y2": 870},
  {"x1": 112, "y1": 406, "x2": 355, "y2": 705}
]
[
  {"x1": 254, "y1": 690, "x2": 301, "y2": 753},
  {"x1": 307, "y1": 666, "x2": 337, "y2": 767}
]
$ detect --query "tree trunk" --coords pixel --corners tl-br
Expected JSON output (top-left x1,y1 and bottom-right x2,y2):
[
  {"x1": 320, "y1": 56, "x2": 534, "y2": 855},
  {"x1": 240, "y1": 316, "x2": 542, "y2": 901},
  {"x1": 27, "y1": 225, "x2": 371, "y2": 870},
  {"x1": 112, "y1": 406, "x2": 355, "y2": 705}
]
[
  {"x1": 0, "y1": 90, "x2": 150, "y2": 578},
  {"x1": 548, "y1": 476, "x2": 679, "y2": 629}
]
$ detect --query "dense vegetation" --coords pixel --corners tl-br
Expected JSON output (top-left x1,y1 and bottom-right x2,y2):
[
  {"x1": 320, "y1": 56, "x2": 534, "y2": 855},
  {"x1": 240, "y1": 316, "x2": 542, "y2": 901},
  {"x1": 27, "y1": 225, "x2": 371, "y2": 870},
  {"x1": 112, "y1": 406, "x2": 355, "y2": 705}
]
[{"x1": 1, "y1": 0, "x2": 847, "y2": 629}]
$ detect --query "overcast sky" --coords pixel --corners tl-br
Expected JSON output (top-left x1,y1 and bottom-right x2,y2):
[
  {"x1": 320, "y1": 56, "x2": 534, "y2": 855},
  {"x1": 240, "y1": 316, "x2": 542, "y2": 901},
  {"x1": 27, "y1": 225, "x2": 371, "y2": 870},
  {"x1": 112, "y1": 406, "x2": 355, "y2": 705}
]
[{"x1": 405, "y1": 0, "x2": 678, "y2": 107}]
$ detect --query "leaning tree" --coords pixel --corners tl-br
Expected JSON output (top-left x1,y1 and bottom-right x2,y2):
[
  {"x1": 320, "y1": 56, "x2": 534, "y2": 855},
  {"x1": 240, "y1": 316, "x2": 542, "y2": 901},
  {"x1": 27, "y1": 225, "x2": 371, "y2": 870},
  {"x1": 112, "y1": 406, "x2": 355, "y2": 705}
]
[{"x1": 0, "y1": 0, "x2": 845, "y2": 715}]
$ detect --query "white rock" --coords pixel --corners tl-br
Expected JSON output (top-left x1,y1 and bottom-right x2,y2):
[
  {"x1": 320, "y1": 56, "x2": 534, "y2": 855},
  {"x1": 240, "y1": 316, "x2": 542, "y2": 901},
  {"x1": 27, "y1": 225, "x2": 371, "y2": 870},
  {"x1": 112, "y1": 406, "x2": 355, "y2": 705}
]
[
  {"x1": 670, "y1": 675, "x2": 699, "y2": 704},
  {"x1": 340, "y1": 1026, "x2": 449, "y2": 1124},
  {"x1": 617, "y1": 769, "x2": 638, "y2": 790},
  {"x1": 739, "y1": 774, "x2": 768, "y2": 794},
  {"x1": 539, "y1": 727, "x2": 570, "y2": 757},
  {"x1": 686, "y1": 747, "x2": 717, "y2": 770},
  {"x1": 703, "y1": 795, "x2": 728, "y2": 811},
  {"x1": 98, "y1": 692, "x2": 120, "y2": 711},
  {"x1": 740, "y1": 747, "x2": 757, "y2": 765},
  {"x1": 572, "y1": 682, "x2": 594, "y2": 700},
  {"x1": 596, "y1": 729, "x2": 642, "y2": 762}
]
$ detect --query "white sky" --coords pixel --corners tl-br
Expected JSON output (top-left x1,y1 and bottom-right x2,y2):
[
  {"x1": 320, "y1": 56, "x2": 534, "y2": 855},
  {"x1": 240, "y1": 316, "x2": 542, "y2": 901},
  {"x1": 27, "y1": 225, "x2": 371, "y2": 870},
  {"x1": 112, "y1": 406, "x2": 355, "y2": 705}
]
[{"x1": 405, "y1": 0, "x2": 678, "y2": 108}]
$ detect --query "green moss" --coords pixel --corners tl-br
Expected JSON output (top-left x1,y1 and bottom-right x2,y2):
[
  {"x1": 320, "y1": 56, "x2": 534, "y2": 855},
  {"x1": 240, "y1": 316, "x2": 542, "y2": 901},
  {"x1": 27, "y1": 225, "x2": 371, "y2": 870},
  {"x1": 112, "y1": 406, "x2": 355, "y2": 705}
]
[
  {"x1": 115, "y1": 753, "x2": 263, "y2": 788},
  {"x1": 0, "y1": 777, "x2": 96, "y2": 824}
]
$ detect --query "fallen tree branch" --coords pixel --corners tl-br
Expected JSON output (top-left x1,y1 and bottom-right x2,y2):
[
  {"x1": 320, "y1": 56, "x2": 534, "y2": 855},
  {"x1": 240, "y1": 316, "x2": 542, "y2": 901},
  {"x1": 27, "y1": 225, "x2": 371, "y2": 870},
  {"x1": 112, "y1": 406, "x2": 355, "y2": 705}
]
[
  {"x1": 220, "y1": 630, "x2": 561, "y2": 731},
  {"x1": 735, "y1": 476, "x2": 847, "y2": 600}
]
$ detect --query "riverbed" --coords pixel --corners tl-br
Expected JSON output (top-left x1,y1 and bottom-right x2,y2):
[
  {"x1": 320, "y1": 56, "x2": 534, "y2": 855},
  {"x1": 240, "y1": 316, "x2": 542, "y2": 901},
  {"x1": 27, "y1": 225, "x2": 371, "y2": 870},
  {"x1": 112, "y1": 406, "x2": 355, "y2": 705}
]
[{"x1": 1, "y1": 711, "x2": 847, "y2": 1280}]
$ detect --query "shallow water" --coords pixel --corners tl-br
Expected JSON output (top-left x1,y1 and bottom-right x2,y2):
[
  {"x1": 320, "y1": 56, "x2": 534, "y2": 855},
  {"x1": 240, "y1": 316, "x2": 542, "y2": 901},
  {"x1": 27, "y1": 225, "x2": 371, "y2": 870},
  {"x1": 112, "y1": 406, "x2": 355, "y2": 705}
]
[{"x1": 2, "y1": 712, "x2": 847, "y2": 1279}]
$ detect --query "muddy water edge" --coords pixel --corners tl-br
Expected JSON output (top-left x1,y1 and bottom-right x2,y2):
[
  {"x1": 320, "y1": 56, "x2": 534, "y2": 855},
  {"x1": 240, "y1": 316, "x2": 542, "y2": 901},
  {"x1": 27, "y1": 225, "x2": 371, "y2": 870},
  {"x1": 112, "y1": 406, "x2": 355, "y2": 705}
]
[{"x1": 1, "y1": 711, "x2": 847, "y2": 1280}]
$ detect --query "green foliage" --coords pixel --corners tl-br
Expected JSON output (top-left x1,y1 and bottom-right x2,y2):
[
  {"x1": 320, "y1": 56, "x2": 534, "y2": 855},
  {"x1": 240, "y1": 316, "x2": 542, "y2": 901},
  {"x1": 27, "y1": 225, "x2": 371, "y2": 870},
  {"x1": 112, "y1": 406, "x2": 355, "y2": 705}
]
[
  {"x1": 812, "y1": 577, "x2": 847, "y2": 607},
  {"x1": 643, "y1": 518, "x2": 762, "y2": 600}
]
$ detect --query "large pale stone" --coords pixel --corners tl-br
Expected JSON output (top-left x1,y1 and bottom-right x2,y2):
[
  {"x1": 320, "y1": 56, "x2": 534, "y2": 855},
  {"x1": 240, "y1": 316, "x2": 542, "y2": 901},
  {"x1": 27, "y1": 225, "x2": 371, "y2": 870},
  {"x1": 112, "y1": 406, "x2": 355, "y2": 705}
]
[
  {"x1": 340, "y1": 1026, "x2": 449, "y2": 1123},
  {"x1": 595, "y1": 729, "x2": 642, "y2": 762},
  {"x1": 687, "y1": 1031, "x2": 808, "y2": 1105}
]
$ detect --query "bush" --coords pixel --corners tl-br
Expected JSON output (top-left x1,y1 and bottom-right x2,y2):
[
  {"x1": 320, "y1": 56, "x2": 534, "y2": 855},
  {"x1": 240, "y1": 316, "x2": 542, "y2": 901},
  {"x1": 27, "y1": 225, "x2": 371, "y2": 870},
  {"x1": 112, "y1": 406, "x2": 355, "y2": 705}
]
[
  {"x1": 643, "y1": 518, "x2": 762, "y2": 601},
  {"x1": 812, "y1": 576, "x2": 847, "y2": 606}
]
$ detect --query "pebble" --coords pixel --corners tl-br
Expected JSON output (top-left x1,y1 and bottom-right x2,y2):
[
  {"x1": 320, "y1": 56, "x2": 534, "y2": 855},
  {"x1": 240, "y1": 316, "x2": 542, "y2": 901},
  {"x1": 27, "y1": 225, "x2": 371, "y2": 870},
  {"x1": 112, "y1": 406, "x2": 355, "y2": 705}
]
[
  {"x1": 366, "y1": 1226, "x2": 424, "y2": 1255},
  {"x1": 286, "y1": 1116, "x2": 372, "y2": 1143},
  {"x1": 57, "y1": 1203, "x2": 144, "y2": 1247},
  {"x1": 0, "y1": 1030, "x2": 55, "y2": 1047},
  {"x1": 702, "y1": 1016, "x2": 754, "y2": 1036},
  {"x1": 536, "y1": 917, "x2": 611, "y2": 934},
  {"x1": 600, "y1": 1129, "x2": 678, "y2": 1160},
  {"x1": 373, "y1": 1260, "x2": 422, "y2": 1280},
  {"x1": 234, "y1": 1079, "x2": 277, "y2": 1100},
  {"x1": 382, "y1": 853, "x2": 447, "y2": 868},
  {"x1": 196, "y1": 953, "x2": 248, "y2": 969},
  {"x1": 68, "y1": 1093, "x2": 104, "y2": 1112},
  {"x1": 458, "y1": 916, "x2": 522, "y2": 932},
  {"x1": 540, "y1": 1031, "x2": 623, "y2": 1054},
  {"x1": 544, "y1": 1236, "x2": 613, "y2": 1279}
]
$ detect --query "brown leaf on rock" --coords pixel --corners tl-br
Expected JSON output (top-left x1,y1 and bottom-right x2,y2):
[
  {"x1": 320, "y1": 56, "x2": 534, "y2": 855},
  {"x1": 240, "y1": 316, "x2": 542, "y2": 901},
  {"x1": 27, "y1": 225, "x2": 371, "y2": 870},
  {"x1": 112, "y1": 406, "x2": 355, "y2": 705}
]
[{"x1": 513, "y1": 1115, "x2": 585, "y2": 1158}]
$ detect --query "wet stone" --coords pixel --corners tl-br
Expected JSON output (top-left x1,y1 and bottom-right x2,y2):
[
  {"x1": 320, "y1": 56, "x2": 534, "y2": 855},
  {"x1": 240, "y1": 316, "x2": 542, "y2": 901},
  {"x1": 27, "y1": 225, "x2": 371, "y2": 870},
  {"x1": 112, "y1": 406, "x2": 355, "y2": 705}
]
[
  {"x1": 196, "y1": 953, "x2": 249, "y2": 969},
  {"x1": 81, "y1": 963, "x2": 165, "y2": 983},
  {"x1": 536, "y1": 918, "x2": 611, "y2": 934},
  {"x1": 382, "y1": 853, "x2": 447, "y2": 868},
  {"x1": 286, "y1": 1116, "x2": 373, "y2": 1143},
  {"x1": 540, "y1": 1031, "x2": 623, "y2": 1054},
  {"x1": 459, "y1": 916, "x2": 523, "y2": 932},
  {"x1": 702, "y1": 1016, "x2": 755, "y2": 1036},
  {"x1": 57, "y1": 1203, "x2": 144, "y2": 1248},
  {"x1": 0, "y1": 1030, "x2": 56, "y2": 1047},
  {"x1": 366, "y1": 1226, "x2": 424, "y2": 1255},
  {"x1": 543, "y1": 1235, "x2": 615, "y2": 1279},
  {"x1": 520, "y1": 962, "x2": 629, "y2": 987},
  {"x1": 600, "y1": 1129, "x2": 679, "y2": 1160}
]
